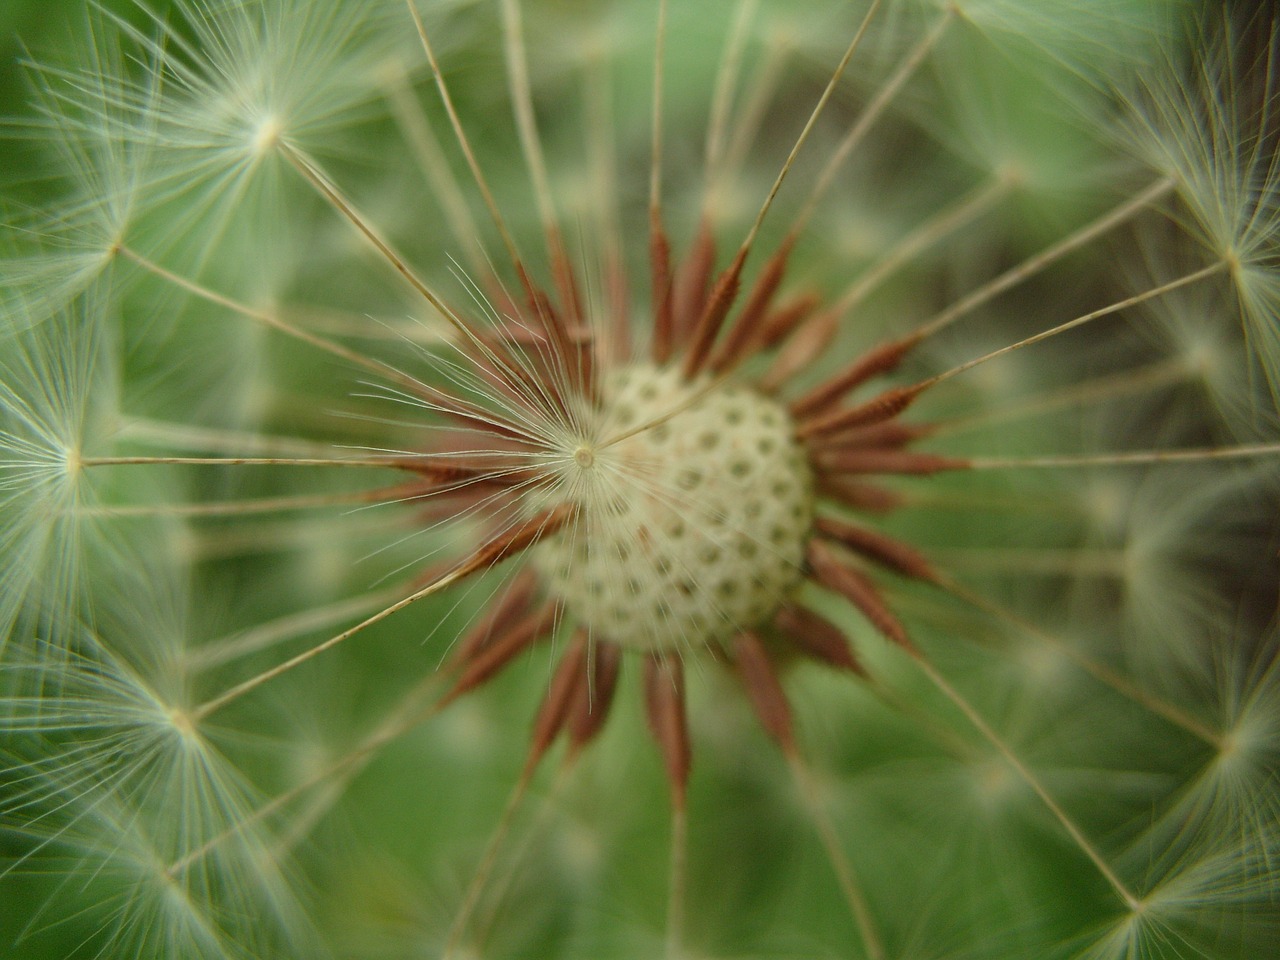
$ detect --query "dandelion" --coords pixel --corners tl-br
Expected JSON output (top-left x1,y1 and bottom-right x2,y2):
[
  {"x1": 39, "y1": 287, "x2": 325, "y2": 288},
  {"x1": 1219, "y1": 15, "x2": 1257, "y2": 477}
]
[{"x1": 2, "y1": 1, "x2": 1278, "y2": 959}]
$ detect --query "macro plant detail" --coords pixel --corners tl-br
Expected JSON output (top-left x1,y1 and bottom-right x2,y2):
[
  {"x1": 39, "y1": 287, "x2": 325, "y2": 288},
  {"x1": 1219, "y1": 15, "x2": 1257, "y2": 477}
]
[{"x1": 2, "y1": 0, "x2": 1279, "y2": 958}]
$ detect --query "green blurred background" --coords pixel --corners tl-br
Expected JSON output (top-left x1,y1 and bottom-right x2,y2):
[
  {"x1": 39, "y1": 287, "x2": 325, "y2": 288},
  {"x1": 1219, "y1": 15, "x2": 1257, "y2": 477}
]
[{"x1": 1, "y1": 0, "x2": 174, "y2": 135}]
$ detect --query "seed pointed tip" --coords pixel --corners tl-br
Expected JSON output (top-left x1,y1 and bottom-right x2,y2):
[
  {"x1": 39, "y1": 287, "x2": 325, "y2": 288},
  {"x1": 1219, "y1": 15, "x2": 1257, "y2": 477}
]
[
  {"x1": 440, "y1": 602, "x2": 559, "y2": 707},
  {"x1": 733, "y1": 631, "x2": 796, "y2": 751},
  {"x1": 644, "y1": 653, "x2": 692, "y2": 806},
  {"x1": 814, "y1": 515, "x2": 940, "y2": 583},
  {"x1": 807, "y1": 540, "x2": 917, "y2": 654},
  {"x1": 799, "y1": 383, "x2": 927, "y2": 440},
  {"x1": 568, "y1": 640, "x2": 622, "y2": 751},
  {"x1": 524, "y1": 629, "x2": 590, "y2": 777},
  {"x1": 791, "y1": 336, "x2": 924, "y2": 421},
  {"x1": 774, "y1": 604, "x2": 868, "y2": 677}
]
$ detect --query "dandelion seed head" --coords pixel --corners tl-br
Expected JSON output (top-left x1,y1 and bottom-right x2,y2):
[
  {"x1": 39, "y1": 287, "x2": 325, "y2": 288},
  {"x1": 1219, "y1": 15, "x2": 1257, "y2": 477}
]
[
  {"x1": 936, "y1": 0, "x2": 1182, "y2": 71},
  {"x1": 1079, "y1": 476, "x2": 1130, "y2": 536},
  {"x1": 1176, "y1": 332, "x2": 1219, "y2": 384},
  {"x1": 969, "y1": 755, "x2": 1017, "y2": 811},
  {"x1": 249, "y1": 114, "x2": 284, "y2": 157},
  {"x1": 4, "y1": 0, "x2": 1278, "y2": 956},
  {"x1": 1121, "y1": 8, "x2": 1280, "y2": 405},
  {"x1": 0, "y1": 297, "x2": 122, "y2": 643},
  {"x1": 1097, "y1": 469, "x2": 1264, "y2": 670},
  {"x1": 165, "y1": 704, "x2": 198, "y2": 740},
  {"x1": 536, "y1": 365, "x2": 812, "y2": 652},
  {"x1": 1012, "y1": 639, "x2": 1070, "y2": 692},
  {"x1": 2, "y1": 620, "x2": 320, "y2": 957},
  {"x1": 1129, "y1": 270, "x2": 1275, "y2": 439},
  {"x1": 1198, "y1": 648, "x2": 1280, "y2": 805}
]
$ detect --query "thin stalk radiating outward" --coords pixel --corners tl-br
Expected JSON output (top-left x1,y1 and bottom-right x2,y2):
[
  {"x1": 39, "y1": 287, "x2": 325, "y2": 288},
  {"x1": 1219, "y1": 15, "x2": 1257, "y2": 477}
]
[
  {"x1": 921, "y1": 262, "x2": 1230, "y2": 389},
  {"x1": 705, "y1": 0, "x2": 882, "y2": 266},
  {"x1": 169, "y1": 668, "x2": 450, "y2": 877},
  {"x1": 81, "y1": 453, "x2": 532, "y2": 491},
  {"x1": 189, "y1": 506, "x2": 573, "y2": 720},
  {"x1": 932, "y1": 572, "x2": 1225, "y2": 747},
  {"x1": 189, "y1": 577, "x2": 456, "y2": 722},
  {"x1": 405, "y1": 0, "x2": 570, "y2": 365},
  {"x1": 915, "y1": 178, "x2": 1178, "y2": 339},
  {"x1": 499, "y1": 0, "x2": 590, "y2": 395},
  {"x1": 441, "y1": 771, "x2": 537, "y2": 960},
  {"x1": 966, "y1": 443, "x2": 1280, "y2": 470},
  {"x1": 80, "y1": 482, "x2": 432, "y2": 518},
  {"x1": 934, "y1": 357, "x2": 1193, "y2": 436},
  {"x1": 382, "y1": 63, "x2": 488, "y2": 279},
  {"x1": 831, "y1": 175, "x2": 1014, "y2": 319},
  {"x1": 791, "y1": 7, "x2": 953, "y2": 235},
  {"x1": 732, "y1": 632, "x2": 883, "y2": 959},
  {"x1": 665, "y1": 803, "x2": 688, "y2": 960},
  {"x1": 115, "y1": 244, "x2": 424, "y2": 388},
  {"x1": 500, "y1": 0, "x2": 557, "y2": 245},
  {"x1": 81, "y1": 456, "x2": 424, "y2": 469},
  {"x1": 188, "y1": 587, "x2": 410, "y2": 671},
  {"x1": 123, "y1": 199, "x2": 565, "y2": 448},
  {"x1": 798, "y1": 262, "x2": 1234, "y2": 438},
  {"x1": 114, "y1": 242, "x2": 533, "y2": 441},
  {"x1": 281, "y1": 137, "x2": 584, "y2": 427},
  {"x1": 277, "y1": 143, "x2": 472, "y2": 334},
  {"x1": 679, "y1": 0, "x2": 882, "y2": 376},
  {"x1": 911, "y1": 655, "x2": 1142, "y2": 911},
  {"x1": 744, "y1": 0, "x2": 882, "y2": 250},
  {"x1": 466, "y1": 766, "x2": 575, "y2": 957},
  {"x1": 703, "y1": 0, "x2": 761, "y2": 201},
  {"x1": 118, "y1": 418, "x2": 352, "y2": 457},
  {"x1": 787, "y1": 749, "x2": 884, "y2": 960}
]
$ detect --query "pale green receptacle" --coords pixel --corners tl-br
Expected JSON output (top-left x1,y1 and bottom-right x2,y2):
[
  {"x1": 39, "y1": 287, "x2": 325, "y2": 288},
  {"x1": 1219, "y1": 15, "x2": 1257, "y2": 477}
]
[{"x1": 1, "y1": 2, "x2": 1277, "y2": 959}]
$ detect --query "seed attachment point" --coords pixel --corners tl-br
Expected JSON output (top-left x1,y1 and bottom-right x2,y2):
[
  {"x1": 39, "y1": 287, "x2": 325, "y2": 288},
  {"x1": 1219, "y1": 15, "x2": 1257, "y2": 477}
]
[{"x1": 250, "y1": 116, "x2": 283, "y2": 156}]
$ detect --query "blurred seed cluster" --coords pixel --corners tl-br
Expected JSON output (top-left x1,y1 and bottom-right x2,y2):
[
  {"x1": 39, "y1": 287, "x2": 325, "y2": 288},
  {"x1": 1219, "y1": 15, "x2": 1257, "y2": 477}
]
[{"x1": 1, "y1": 2, "x2": 1278, "y2": 958}]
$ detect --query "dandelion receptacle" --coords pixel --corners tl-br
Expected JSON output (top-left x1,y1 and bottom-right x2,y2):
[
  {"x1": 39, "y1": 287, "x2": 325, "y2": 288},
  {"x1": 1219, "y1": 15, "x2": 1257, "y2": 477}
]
[{"x1": 2, "y1": 1, "x2": 1278, "y2": 958}]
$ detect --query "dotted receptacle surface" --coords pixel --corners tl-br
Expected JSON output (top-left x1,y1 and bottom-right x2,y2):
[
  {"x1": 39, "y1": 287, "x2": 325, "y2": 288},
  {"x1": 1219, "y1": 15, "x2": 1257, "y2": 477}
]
[{"x1": 537, "y1": 365, "x2": 814, "y2": 651}]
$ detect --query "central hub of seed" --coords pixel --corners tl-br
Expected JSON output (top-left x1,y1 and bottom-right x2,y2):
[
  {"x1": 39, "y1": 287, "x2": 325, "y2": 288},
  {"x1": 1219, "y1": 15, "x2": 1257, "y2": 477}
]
[{"x1": 538, "y1": 365, "x2": 814, "y2": 651}]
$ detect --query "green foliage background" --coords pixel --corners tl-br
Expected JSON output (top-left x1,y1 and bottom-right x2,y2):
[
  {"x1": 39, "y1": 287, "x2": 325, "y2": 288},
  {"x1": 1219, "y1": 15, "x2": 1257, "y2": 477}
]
[{"x1": 1, "y1": 2, "x2": 1277, "y2": 958}]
